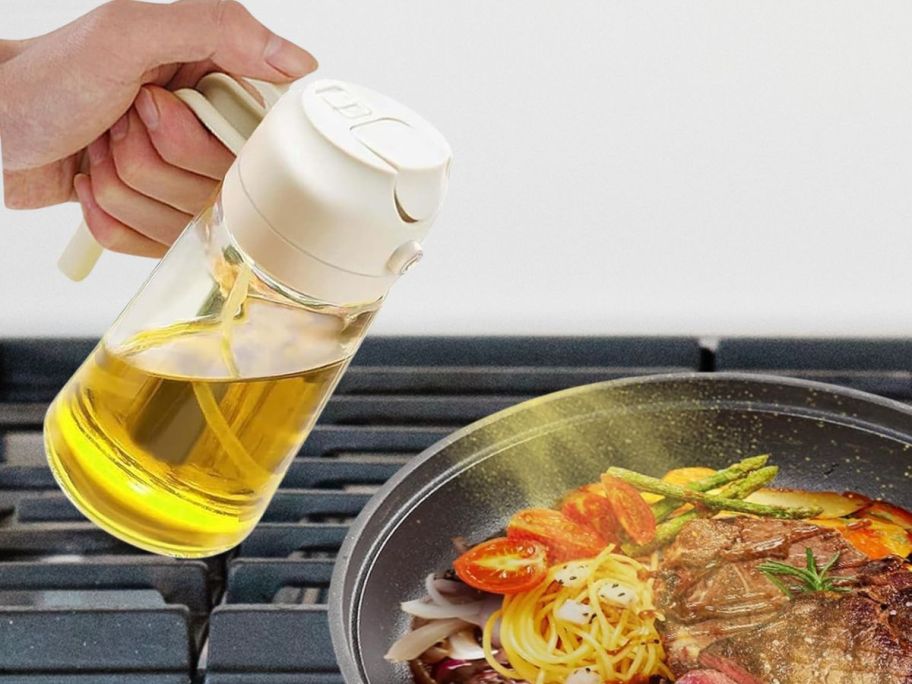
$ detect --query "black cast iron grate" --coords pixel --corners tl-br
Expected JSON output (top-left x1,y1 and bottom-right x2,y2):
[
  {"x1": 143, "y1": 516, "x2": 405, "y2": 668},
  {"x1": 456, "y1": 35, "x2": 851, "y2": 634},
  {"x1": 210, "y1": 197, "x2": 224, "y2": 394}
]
[{"x1": 1, "y1": 336, "x2": 911, "y2": 683}]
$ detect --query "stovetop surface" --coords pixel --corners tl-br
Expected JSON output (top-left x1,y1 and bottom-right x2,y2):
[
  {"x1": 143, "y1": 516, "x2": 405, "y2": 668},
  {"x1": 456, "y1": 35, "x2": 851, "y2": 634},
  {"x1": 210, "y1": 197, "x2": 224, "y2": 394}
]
[{"x1": 2, "y1": 336, "x2": 912, "y2": 683}]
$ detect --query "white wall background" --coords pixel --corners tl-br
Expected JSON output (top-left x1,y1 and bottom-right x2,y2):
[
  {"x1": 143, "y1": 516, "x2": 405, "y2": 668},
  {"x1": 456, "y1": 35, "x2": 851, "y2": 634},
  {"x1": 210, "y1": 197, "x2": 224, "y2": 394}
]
[{"x1": 3, "y1": 1, "x2": 912, "y2": 338}]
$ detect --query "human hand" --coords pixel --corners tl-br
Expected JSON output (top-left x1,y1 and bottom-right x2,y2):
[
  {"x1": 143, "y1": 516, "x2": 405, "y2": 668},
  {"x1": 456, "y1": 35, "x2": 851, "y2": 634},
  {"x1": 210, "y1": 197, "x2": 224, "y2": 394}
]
[{"x1": 0, "y1": 0, "x2": 317, "y2": 257}]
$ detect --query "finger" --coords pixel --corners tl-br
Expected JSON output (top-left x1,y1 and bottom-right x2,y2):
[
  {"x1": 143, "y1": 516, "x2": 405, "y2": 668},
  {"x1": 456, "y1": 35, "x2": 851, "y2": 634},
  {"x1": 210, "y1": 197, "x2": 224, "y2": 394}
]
[
  {"x1": 166, "y1": 59, "x2": 220, "y2": 90},
  {"x1": 101, "y1": 0, "x2": 318, "y2": 81},
  {"x1": 110, "y1": 103, "x2": 218, "y2": 213},
  {"x1": 87, "y1": 133, "x2": 191, "y2": 245},
  {"x1": 138, "y1": 85, "x2": 235, "y2": 179},
  {"x1": 74, "y1": 173, "x2": 167, "y2": 258},
  {"x1": 2, "y1": 0, "x2": 316, "y2": 171}
]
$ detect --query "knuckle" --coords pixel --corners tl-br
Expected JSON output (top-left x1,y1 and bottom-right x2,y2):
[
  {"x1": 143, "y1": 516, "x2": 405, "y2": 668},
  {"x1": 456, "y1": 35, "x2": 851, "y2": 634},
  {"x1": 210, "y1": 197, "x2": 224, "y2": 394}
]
[
  {"x1": 91, "y1": 175, "x2": 122, "y2": 213},
  {"x1": 149, "y1": 114, "x2": 189, "y2": 164},
  {"x1": 216, "y1": 0, "x2": 246, "y2": 27},
  {"x1": 112, "y1": 149, "x2": 150, "y2": 190},
  {"x1": 182, "y1": 196, "x2": 208, "y2": 215},
  {"x1": 88, "y1": 221, "x2": 123, "y2": 251},
  {"x1": 93, "y1": 0, "x2": 137, "y2": 27},
  {"x1": 154, "y1": 137, "x2": 186, "y2": 167},
  {"x1": 157, "y1": 135, "x2": 207, "y2": 171}
]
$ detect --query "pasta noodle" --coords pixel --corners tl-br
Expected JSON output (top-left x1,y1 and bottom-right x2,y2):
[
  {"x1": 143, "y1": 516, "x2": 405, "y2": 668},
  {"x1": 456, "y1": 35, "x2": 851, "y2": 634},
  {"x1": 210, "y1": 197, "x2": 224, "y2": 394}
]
[{"x1": 482, "y1": 546, "x2": 673, "y2": 683}]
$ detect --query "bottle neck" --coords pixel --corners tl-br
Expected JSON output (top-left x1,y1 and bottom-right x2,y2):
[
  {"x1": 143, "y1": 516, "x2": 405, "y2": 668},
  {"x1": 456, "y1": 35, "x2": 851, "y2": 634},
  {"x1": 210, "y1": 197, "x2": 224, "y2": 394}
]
[
  {"x1": 214, "y1": 192, "x2": 385, "y2": 318},
  {"x1": 220, "y1": 165, "x2": 401, "y2": 306}
]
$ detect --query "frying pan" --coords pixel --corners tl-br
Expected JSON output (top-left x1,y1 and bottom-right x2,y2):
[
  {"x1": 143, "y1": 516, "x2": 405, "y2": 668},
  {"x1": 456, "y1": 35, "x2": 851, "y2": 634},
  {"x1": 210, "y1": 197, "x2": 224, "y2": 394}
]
[{"x1": 328, "y1": 372, "x2": 912, "y2": 683}]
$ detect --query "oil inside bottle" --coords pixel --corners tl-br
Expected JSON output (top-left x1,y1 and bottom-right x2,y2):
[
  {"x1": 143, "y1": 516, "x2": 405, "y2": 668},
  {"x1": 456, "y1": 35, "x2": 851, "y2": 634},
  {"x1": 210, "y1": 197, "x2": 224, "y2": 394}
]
[{"x1": 44, "y1": 261, "x2": 372, "y2": 557}]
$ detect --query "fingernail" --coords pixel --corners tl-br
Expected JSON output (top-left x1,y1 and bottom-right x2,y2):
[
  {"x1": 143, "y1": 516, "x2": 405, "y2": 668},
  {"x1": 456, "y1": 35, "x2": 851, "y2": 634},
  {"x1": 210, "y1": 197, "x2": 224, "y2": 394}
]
[
  {"x1": 110, "y1": 114, "x2": 129, "y2": 141},
  {"x1": 87, "y1": 137, "x2": 109, "y2": 165},
  {"x1": 264, "y1": 33, "x2": 318, "y2": 77},
  {"x1": 135, "y1": 88, "x2": 160, "y2": 130}
]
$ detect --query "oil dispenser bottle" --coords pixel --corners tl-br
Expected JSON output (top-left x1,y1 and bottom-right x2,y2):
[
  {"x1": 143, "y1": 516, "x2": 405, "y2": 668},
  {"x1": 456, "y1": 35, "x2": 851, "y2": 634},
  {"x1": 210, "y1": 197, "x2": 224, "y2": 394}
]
[{"x1": 44, "y1": 80, "x2": 452, "y2": 558}]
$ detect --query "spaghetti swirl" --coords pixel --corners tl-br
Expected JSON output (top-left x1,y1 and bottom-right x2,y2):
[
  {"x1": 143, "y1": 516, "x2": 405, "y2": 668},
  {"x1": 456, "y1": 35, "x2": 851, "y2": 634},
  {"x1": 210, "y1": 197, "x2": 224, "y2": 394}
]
[{"x1": 482, "y1": 546, "x2": 672, "y2": 683}]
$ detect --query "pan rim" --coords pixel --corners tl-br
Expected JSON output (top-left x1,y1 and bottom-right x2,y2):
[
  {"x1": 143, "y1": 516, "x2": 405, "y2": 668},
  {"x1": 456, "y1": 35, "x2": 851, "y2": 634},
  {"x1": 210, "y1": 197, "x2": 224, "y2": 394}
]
[{"x1": 328, "y1": 370, "x2": 912, "y2": 683}]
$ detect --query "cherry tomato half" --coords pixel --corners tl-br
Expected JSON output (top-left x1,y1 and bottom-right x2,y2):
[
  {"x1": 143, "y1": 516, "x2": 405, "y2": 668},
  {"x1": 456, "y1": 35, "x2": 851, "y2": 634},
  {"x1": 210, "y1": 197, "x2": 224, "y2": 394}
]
[
  {"x1": 600, "y1": 475, "x2": 658, "y2": 545},
  {"x1": 506, "y1": 508, "x2": 606, "y2": 563},
  {"x1": 453, "y1": 537, "x2": 548, "y2": 594},
  {"x1": 561, "y1": 487, "x2": 621, "y2": 544}
]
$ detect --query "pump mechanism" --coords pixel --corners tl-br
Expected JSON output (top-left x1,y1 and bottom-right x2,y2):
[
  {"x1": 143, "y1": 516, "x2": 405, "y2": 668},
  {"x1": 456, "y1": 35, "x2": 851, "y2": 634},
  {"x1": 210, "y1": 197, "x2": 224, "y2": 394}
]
[
  {"x1": 58, "y1": 76, "x2": 453, "y2": 298},
  {"x1": 222, "y1": 79, "x2": 452, "y2": 303}
]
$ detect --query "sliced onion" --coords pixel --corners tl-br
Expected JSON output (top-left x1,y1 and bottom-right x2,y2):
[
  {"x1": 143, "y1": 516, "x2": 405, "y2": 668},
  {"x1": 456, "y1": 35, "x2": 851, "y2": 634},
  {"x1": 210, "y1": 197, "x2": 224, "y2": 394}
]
[
  {"x1": 566, "y1": 667, "x2": 601, "y2": 684},
  {"x1": 554, "y1": 562, "x2": 592, "y2": 589},
  {"x1": 385, "y1": 618, "x2": 470, "y2": 662},
  {"x1": 447, "y1": 629, "x2": 486, "y2": 661},
  {"x1": 433, "y1": 577, "x2": 477, "y2": 599},
  {"x1": 597, "y1": 582, "x2": 636, "y2": 608},
  {"x1": 555, "y1": 600, "x2": 593, "y2": 625},
  {"x1": 422, "y1": 645, "x2": 449, "y2": 664},
  {"x1": 426, "y1": 573, "x2": 453, "y2": 606},
  {"x1": 424, "y1": 574, "x2": 481, "y2": 608},
  {"x1": 462, "y1": 593, "x2": 504, "y2": 647},
  {"x1": 463, "y1": 594, "x2": 502, "y2": 627},
  {"x1": 401, "y1": 598, "x2": 486, "y2": 620}
]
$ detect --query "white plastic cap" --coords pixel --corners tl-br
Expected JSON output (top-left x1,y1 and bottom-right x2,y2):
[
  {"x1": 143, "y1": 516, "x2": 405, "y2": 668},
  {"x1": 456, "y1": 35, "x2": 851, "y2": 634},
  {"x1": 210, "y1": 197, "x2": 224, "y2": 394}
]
[{"x1": 221, "y1": 79, "x2": 452, "y2": 304}]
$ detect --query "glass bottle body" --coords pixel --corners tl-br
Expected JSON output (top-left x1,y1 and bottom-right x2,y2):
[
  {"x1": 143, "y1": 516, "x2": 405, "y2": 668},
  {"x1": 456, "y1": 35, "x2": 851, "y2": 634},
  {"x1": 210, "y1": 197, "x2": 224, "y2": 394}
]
[{"x1": 44, "y1": 199, "x2": 379, "y2": 557}]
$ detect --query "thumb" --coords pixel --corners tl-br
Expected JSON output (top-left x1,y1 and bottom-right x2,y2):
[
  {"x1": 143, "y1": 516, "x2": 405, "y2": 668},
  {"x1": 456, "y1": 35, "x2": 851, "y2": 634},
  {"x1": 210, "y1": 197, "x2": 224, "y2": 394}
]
[
  {"x1": 111, "y1": 0, "x2": 318, "y2": 81},
  {"x1": 0, "y1": 0, "x2": 317, "y2": 172}
]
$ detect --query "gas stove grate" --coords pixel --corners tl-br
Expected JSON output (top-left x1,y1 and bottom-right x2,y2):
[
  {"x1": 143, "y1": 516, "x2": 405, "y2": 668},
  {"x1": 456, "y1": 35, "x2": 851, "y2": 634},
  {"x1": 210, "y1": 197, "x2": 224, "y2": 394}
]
[{"x1": 0, "y1": 336, "x2": 910, "y2": 683}]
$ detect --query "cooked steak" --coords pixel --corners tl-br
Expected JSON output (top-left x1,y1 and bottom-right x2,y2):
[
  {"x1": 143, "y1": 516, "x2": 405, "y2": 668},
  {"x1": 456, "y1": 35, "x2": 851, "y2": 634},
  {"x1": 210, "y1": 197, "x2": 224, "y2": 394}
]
[
  {"x1": 698, "y1": 556, "x2": 912, "y2": 684},
  {"x1": 675, "y1": 670, "x2": 738, "y2": 684},
  {"x1": 655, "y1": 517, "x2": 873, "y2": 678}
]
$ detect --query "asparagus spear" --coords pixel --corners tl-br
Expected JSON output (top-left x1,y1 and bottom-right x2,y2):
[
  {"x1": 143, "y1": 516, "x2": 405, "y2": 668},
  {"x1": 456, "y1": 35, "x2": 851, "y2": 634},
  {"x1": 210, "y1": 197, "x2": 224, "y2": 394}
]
[
  {"x1": 606, "y1": 466, "x2": 822, "y2": 520},
  {"x1": 625, "y1": 511, "x2": 698, "y2": 556},
  {"x1": 721, "y1": 465, "x2": 779, "y2": 500},
  {"x1": 651, "y1": 455, "x2": 770, "y2": 522},
  {"x1": 625, "y1": 465, "x2": 780, "y2": 555}
]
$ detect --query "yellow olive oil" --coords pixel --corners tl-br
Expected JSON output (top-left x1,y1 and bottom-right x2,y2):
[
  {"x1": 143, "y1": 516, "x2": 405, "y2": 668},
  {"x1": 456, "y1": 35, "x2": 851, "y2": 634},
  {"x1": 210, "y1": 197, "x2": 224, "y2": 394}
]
[{"x1": 44, "y1": 323, "x2": 350, "y2": 558}]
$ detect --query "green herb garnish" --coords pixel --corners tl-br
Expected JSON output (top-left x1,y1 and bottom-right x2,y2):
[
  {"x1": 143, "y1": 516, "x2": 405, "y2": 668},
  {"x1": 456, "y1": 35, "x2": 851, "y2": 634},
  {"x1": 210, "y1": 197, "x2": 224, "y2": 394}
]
[{"x1": 758, "y1": 548, "x2": 854, "y2": 598}]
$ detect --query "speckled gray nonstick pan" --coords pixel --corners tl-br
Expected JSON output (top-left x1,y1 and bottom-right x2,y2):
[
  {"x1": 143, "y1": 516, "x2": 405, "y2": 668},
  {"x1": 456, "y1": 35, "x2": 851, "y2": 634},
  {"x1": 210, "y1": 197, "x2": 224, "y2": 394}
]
[{"x1": 328, "y1": 373, "x2": 912, "y2": 683}]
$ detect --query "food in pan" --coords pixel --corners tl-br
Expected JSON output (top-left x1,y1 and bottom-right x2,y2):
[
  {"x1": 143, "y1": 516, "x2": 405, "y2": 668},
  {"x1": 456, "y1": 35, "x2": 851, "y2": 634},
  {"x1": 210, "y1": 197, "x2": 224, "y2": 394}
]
[{"x1": 385, "y1": 455, "x2": 912, "y2": 683}]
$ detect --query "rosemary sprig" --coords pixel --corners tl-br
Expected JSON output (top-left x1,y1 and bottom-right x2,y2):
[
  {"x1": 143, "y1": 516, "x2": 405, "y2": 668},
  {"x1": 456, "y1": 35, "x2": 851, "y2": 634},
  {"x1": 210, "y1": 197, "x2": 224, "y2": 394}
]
[{"x1": 758, "y1": 548, "x2": 854, "y2": 598}]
